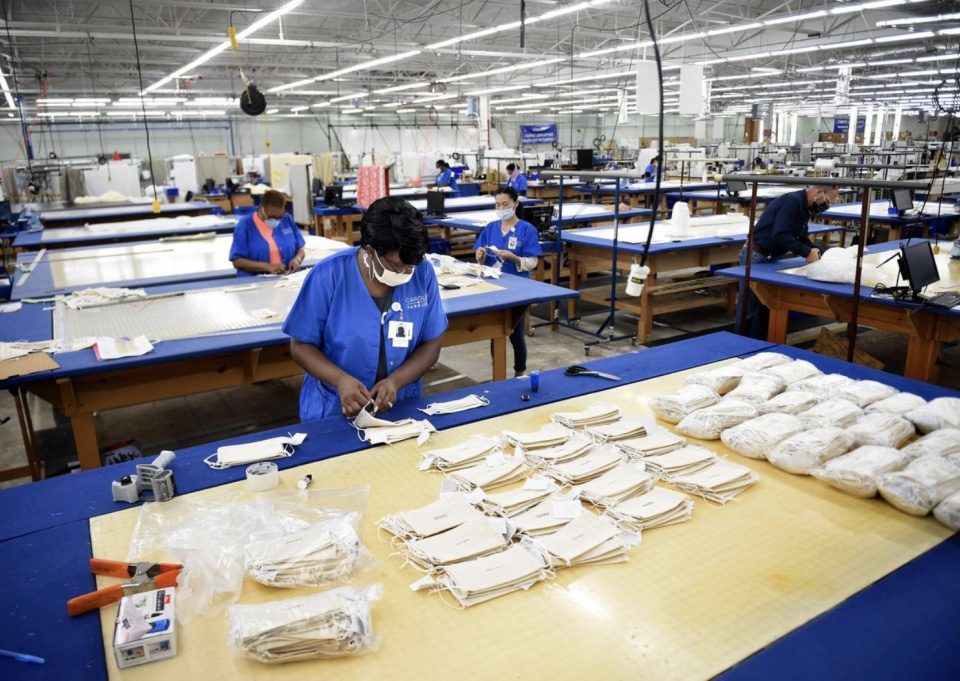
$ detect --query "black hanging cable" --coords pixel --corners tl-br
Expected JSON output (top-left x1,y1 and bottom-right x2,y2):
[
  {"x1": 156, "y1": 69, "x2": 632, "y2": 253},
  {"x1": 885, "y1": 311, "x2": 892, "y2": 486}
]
[
  {"x1": 127, "y1": 0, "x2": 159, "y2": 205},
  {"x1": 2, "y1": 0, "x2": 33, "y2": 168},
  {"x1": 85, "y1": 36, "x2": 108, "y2": 164},
  {"x1": 638, "y1": 0, "x2": 664, "y2": 269}
]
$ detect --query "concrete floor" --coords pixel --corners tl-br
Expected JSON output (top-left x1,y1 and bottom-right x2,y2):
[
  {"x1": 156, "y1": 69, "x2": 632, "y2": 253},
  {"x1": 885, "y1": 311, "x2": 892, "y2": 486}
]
[{"x1": 3, "y1": 296, "x2": 960, "y2": 490}]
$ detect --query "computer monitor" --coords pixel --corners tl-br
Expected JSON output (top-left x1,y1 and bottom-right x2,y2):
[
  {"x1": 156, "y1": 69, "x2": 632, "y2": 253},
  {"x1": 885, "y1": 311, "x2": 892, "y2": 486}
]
[
  {"x1": 892, "y1": 188, "x2": 913, "y2": 213},
  {"x1": 576, "y1": 149, "x2": 594, "y2": 171},
  {"x1": 426, "y1": 190, "x2": 445, "y2": 216},
  {"x1": 0, "y1": 200, "x2": 11, "y2": 223},
  {"x1": 312, "y1": 177, "x2": 323, "y2": 197},
  {"x1": 726, "y1": 179, "x2": 748, "y2": 195},
  {"x1": 324, "y1": 185, "x2": 343, "y2": 207},
  {"x1": 899, "y1": 241, "x2": 940, "y2": 296},
  {"x1": 521, "y1": 204, "x2": 555, "y2": 234}
]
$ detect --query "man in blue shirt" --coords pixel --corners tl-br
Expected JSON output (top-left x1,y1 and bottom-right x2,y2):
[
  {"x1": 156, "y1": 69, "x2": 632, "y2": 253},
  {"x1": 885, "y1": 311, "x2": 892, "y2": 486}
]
[
  {"x1": 505, "y1": 163, "x2": 528, "y2": 195},
  {"x1": 284, "y1": 197, "x2": 448, "y2": 420},
  {"x1": 229, "y1": 189, "x2": 305, "y2": 276},
  {"x1": 434, "y1": 160, "x2": 457, "y2": 190},
  {"x1": 735, "y1": 185, "x2": 839, "y2": 339},
  {"x1": 474, "y1": 187, "x2": 542, "y2": 376}
]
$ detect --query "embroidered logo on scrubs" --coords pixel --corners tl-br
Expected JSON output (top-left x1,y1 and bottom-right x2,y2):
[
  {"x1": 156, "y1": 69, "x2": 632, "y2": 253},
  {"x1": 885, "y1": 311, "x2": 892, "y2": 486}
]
[{"x1": 405, "y1": 294, "x2": 429, "y2": 310}]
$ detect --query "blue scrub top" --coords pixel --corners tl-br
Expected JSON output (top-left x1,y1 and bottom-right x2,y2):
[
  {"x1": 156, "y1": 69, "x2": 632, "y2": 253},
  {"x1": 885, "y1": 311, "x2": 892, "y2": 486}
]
[
  {"x1": 436, "y1": 168, "x2": 458, "y2": 189},
  {"x1": 643, "y1": 164, "x2": 660, "y2": 183},
  {"x1": 229, "y1": 213, "x2": 305, "y2": 276},
  {"x1": 506, "y1": 174, "x2": 528, "y2": 194},
  {"x1": 282, "y1": 248, "x2": 449, "y2": 421},
  {"x1": 474, "y1": 219, "x2": 542, "y2": 278}
]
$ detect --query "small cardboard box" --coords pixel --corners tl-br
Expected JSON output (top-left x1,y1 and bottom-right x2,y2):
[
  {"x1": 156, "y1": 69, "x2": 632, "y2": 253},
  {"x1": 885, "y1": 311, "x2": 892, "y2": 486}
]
[{"x1": 113, "y1": 587, "x2": 177, "y2": 669}]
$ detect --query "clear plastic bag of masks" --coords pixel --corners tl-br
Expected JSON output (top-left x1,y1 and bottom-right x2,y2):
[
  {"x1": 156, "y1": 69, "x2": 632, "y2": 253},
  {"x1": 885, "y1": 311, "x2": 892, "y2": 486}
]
[
  {"x1": 127, "y1": 486, "x2": 370, "y2": 624},
  {"x1": 227, "y1": 584, "x2": 383, "y2": 663}
]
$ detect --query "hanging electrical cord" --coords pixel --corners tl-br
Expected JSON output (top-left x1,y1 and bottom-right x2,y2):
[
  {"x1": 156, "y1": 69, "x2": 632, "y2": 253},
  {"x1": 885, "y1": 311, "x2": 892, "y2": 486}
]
[
  {"x1": 2, "y1": 0, "x2": 33, "y2": 170},
  {"x1": 127, "y1": 0, "x2": 160, "y2": 211},
  {"x1": 85, "y1": 36, "x2": 110, "y2": 175},
  {"x1": 638, "y1": 0, "x2": 665, "y2": 271}
]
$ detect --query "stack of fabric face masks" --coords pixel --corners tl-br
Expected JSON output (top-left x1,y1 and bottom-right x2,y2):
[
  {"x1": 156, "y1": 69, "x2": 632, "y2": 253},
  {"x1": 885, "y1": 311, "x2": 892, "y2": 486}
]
[
  {"x1": 649, "y1": 385, "x2": 720, "y2": 424},
  {"x1": 244, "y1": 515, "x2": 367, "y2": 588},
  {"x1": 605, "y1": 486, "x2": 694, "y2": 531},
  {"x1": 675, "y1": 399, "x2": 758, "y2": 440},
  {"x1": 543, "y1": 445, "x2": 624, "y2": 486},
  {"x1": 905, "y1": 397, "x2": 960, "y2": 433},
  {"x1": 641, "y1": 445, "x2": 717, "y2": 480},
  {"x1": 476, "y1": 477, "x2": 559, "y2": 517},
  {"x1": 684, "y1": 364, "x2": 746, "y2": 396},
  {"x1": 617, "y1": 429, "x2": 686, "y2": 458},
  {"x1": 720, "y1": 413, "x2": 805, "y2": 460},
  {"x1": 865, "y1": 392, "x2": 926, "y2": 416},
  {"x1": 900, "y1": 429, "x2": 960, "y2": 459},
  {"x1": 669, "y1": 460, "x2": 759, "y2": 503},
  {"x1": 757, "y1": 390, "x2": 820, "y2": 416},
  {"x1": 798, "y1": 399, "x2": 863, "y2": 429},
  {"x1": 760, "y1": 359, "x2": 821, "y2": 387},
  {"x1": 877, "y1": 456, "x2": 960, "y2": 515},
  {"x1": 734, "y1": 351, "x2": 792, "y2": 372},
  {"x1": 551, "y1": 403, "x2": 622, "y2": 429},
  {"x1": 431, "y1": 544, "x2": 552, "y2": 608},
  {"x1": 404, "y1": 516, "x2": 511, "y2": 572},
  {"x1": 417, "y1": 436, "x2": 501, "y2": 472},
  {"x1": 511, "y1": 493, "x2": 583, "y2": 535},
  {"x1": 353, "y1": 407, "x2": 436, "y2": 446},
  {"x1": 767, "y1": 427, "x2": 855, "y2": 475},
  {"x1": 524, "y1": 512, "x2": 631, "y2": 568},
  {"x1": 379, "y1": 495, "x2": 484, "y2": 541},
  {"x1": 204, "y1": 433, "x2": 307, "y2": 469},
  {"x1": 584, "y1": 417, "x2": 649, "y2": 444},
  {"x1": 788, "y1": 373, "x2": 854, "y2": 399},
  {"x1": 574, "y1": 463, "x2": 657, "y2": 508},
  {"x1": 227, "y1": 585, "x2": 382, "y2": 663},
  {"x1": 418, "y1": 394, "x2": 490, "y2": 416},
  {"x1": 519, "y1": 434, "x2": 593, "y2": 468},
  {"x1": 835, "y1": 380, "x2": 898, "y2": 408},
  {"x1": 722, "y1": 373, "x2": 784, "y2": 405},
  {"x1": 846, "y1": 413, "x2": 915, "y2": 448},
  {"x1": 502, "y1": 423, "x2": 571, "y2": 449},
  {"x1": 810, "y1": 446, "x2": 911, "y2": 498},
  {"x1": 446, "y1": 454, "x2": 528, "y2": 491}
]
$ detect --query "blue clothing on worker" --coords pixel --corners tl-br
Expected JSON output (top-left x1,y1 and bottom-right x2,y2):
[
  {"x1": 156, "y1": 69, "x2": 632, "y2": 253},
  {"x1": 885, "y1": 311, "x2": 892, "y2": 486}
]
[
  {"x1": 643, "y1": 164, "x2": 661, "y2": 183},
  {"x1": 506, "y1": 173, "x2": 528, "y2": 194},
  {"x1": 228, "y1": 212, "x2": 305, "y2": 277},
  {"x1": 436, "y1": 167, "x2": 458, "y2": 190},
  {"x1": 474, "y1": 219, "x2": 542, "y2": 278},
  {"x1": 282, "y1": 248, "x2": 449, "y2": 421},
  {"x1": 751, "y1": 189, "x2": 813, "y2": 258}
]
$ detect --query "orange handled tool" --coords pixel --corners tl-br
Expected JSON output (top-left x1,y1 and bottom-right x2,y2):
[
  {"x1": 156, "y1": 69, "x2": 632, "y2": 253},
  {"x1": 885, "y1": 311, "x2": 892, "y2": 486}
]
[{"x1": 67, "y1": 559, "x2": 182, "y2": 617}]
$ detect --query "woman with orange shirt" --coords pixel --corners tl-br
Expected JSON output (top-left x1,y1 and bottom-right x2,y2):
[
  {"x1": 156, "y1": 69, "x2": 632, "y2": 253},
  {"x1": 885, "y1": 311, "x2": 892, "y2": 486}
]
[{"x1": 229, "y1": 189, "x2": 306, "y2": 276}]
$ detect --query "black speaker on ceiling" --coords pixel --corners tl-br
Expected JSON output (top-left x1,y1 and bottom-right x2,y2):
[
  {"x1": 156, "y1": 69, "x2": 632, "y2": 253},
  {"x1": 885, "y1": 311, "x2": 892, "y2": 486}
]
[{"x1": 239, "y1": 85, "x2": 267, "y2": 116}]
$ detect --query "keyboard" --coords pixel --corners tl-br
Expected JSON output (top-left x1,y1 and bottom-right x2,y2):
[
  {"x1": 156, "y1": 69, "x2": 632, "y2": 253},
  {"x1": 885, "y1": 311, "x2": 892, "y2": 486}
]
[{"x1": 925, "y1": 291, "x2": 960, "y2": 309}]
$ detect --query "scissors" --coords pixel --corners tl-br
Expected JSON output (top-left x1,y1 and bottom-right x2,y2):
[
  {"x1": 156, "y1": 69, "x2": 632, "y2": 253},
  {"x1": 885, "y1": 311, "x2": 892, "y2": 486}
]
[{"x1": 564, "y1": 365, "x2": 620, "y2": 381}]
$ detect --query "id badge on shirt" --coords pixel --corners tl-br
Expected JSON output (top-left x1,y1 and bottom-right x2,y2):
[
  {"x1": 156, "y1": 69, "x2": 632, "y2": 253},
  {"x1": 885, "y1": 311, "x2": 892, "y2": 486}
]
[
  {"x1": 388, "y1": 320, "x2": 414, "y2": 348},
  {"x1": 507, "y1": 236, "x2": 518, "y2": 250}
]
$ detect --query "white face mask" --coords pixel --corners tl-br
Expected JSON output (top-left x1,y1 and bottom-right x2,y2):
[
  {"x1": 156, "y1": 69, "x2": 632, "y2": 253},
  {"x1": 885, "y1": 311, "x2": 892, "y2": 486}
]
[
  {"x1": 204, "y1": 433, "x2": 307, "y2": 469},
  {"x1": 495, "y1": 207, "x2": 515, "y2": 220},
  {"x1": 364, "y1": 250, "x2": 415, "y2": 287}
]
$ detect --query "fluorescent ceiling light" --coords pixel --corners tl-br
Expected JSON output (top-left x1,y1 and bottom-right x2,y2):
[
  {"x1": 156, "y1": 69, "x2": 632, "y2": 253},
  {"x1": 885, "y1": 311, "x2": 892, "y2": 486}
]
[
  {"x1": 940, "y1": 27, "x2": 960, "y2": 35},
  {"x1": 290, "y1": 105, "x2": 308, "y2": 112},
  {"x1": 875, "y1": 30, "x2": 934, "y2": 42},
  {"x1": 707, "y1": 22, "x2": 762, "y2": 36},
  {"x1": 877, "y1": 11, "x2": 960, "y2": 26},
  {"x1": 273, "y1": 90, "x2": 338, "y2": 96},
  {"x1": 144, "y1": 0, "x2": 305, "y2": 94},
  {"x1": 395, "y1": 108, "x2": 416, "y2": 113},
  {"x1": 770, "y1": 46, "x2": 821, "y2": 56},
  {"x1": 465, "y1": 84, "x2": 529, "y2": 96},
  {"x1": 374, "y1": 82, "x2": 428, "y2": 94},
  {"x1": 0, "y1": 72, "x2": 14, "y2": 109},
  {"x1": 266, "y1": 108, "x2": 279, "y2": 114},
  {"x1": 37, "y1": 98, "x2": 73, "y2": 105},
  {"x1": 441, "y1": 57, "x2": 565, "y2": 83},
  {"x1": 329, "y1": 92, "x2": 369, "y2": 103},
  {"x1": 764, "y1": 10, "x2": 827, "y2": 25},
  {"x1": 312, "y1": 102, "x2": 332, "y2": 108}
]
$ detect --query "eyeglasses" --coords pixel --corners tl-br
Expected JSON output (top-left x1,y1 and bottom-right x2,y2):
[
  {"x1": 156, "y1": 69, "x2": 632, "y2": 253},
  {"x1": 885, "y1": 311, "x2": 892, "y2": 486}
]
[{"x1": 374, "y1": 250, "x2": 415, "y2": 275}]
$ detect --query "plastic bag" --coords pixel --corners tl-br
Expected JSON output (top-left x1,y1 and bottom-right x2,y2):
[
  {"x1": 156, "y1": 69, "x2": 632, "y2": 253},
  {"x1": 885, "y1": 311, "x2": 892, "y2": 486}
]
[
  {"x1": 768, "y1": 427, "x2": 855, "y2": 475},
  {"x1": 733, "y1": 351, "x2": 792, "y2": 372},
  {"x1": 810, "y1": 446, "x2": 910, "y2": 498},
  {"x1": 227, "y1": 584, "x2": 382, "y2": 663},
  {"x1": 684, "y1": 364, "x2": 745, "y2": 395},
  {"x1": 127, "y1": 488, "x2": 369, "y2": 624},
  {"x1": 798, "y1": 399, "x2": 863, "y2": 429},
  {"x1": 933, "y1": 489, "x2": 960, "y2": 531},
  {"x1": 757, "y1": 390, "x2": 821, "y2": 416},
  {"x1": 900, "y1": 429, "x2": 960, "y2": 460},
  {"x1": 835, "y1": 380, "x2": 898, "y2": 408},
  {"x1": 905, "y1": 397, "x2": 960, "y2": 434},
  {"x1": 877, "y1": 456, "x2": 960, "y2": 516},
  {"x1": 865, "y1": 392, "x2": 927, "y2": 416},
  {"x1": 846, "y1": 413, "x2": 915, "y2": 448},
  {"x1": 761, "y1": 359, "x2": 821, "y2": 386},
  {"x1": 788, "y1": 373, "x2": 855, "y2": 399},
  {"x1": 720, "y1": 413, "x2": 804, "y2": 460},
  {"x1": 723, "y1": 372, "x2": 784, "y2": 405},
  {"x1": 675, "y1": 399, "x2": 757, "y2": 440},
  {"x1": 648, "y1": 384, "x2": 720, "y2": 424}
]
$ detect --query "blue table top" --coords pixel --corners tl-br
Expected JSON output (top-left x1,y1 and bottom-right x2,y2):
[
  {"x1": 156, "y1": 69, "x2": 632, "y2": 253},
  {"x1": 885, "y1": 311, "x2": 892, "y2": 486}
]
[
  {"x1": 821, "y1": 200, "x2": 957, "y2": 226},
  {"x1": 39, "y1": 201, "x2": 214, "y2": 224},
  {"x1": 12, "y1": 217, "x2": 237, "y2": 250},
  {"x1": 717, "y1": 238, "x2": 960, "y2": 319},
  {"x1": 1, "y1": 332, "x2": 958, "y2": 680},
  {"x1": 668, "y1": 188, "x2": 860, "y2": 205},
  {"x1": 582, "y1": 181, "x2": 720, "y2": 196},
  {"x1": 562, "y1": 222, "x2": 841, "y2": 256},
  {"x1": 425, "y1": 204, "x2": 652, "y2": 233},
  {"x1": 0, "y1": 270, "x2": 579, "y2": 389}
]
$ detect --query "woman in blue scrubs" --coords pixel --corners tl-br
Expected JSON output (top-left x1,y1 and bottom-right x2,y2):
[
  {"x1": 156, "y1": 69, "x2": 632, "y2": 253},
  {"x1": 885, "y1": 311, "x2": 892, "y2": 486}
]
[
  {"x1": 474, "y1": 186, "x2": 542, "y2": 377},
  {"x1": 284, "y1": 196, "x2": 448, "y2": 420},
  {"x1": 643, "y1": 155, "x2": 662, "y2": 183},
  {"x1": 229, "y1": 189, "x2": 305, "y2": 276},
  {"x1": 505, "y1": 163, "x2": 528, "y2": 194},
  {"x1": 434, "y1": 159, "x2": 457, "y2": 190}
]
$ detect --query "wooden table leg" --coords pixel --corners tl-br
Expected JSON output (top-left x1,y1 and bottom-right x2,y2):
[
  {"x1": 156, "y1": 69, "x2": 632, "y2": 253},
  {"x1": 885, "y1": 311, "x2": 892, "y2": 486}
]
[
  {"x1": 71, "y1": 413, "x2": 101, "y2": 470},
  {"x1": 568, "y1": 256, "x2": 580, "y2": 320},
  {"x1": 904, "y1": 338, "x2": 940, "y2": 382},
  {"x1": 636, "y1": 273, "x2": 656, "y2": 343},
  {"x1": 491, "y1": 337, "x2": 506, "y2": 381}
]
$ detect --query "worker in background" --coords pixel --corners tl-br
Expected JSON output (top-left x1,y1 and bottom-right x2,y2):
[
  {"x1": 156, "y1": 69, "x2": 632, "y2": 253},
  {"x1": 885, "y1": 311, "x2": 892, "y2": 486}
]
[
  {"x1": 643, "y1": 155, "x2": 662, "y2": 183},
  {"x1": 434, "y1": 159, "x2": 458, "y2": 190},
  {"x1": 474, "y1": 187, "x2": 542, "y2": 377},
  {"x1": 284, "y1": 197, "x2": 448, "y2": 420},
  {"x1": 505, "y1": 163, "x2": 528, "y2": 194},
  {"x1": 735, "y1": 185, "x2": 840, "y2": 339},
  {"x1": 229, "y1": 189, "x2": 305, "y2": 276}
]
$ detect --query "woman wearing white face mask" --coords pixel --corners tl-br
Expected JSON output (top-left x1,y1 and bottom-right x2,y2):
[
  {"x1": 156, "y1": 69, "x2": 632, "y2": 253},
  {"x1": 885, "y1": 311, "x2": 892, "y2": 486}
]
[
  {"x1": 474, "y1": 186, "x2": 542, "y2": 377},
  {"x1": 230, "y1": 189, "x2": 306, "y2": 276},
  {"x1": 284, "y1": 196, "x2": 448, "y2": 420}
]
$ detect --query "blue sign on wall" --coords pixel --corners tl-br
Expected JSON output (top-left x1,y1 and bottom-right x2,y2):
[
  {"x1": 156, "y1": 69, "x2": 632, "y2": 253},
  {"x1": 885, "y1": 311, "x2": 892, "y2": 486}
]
[
  {"x1": 520, "y1": 124, "x2": 558, "y2": 145},
  {"x1": 833, "y1": 117, "x2": 866, "y2": 134}
]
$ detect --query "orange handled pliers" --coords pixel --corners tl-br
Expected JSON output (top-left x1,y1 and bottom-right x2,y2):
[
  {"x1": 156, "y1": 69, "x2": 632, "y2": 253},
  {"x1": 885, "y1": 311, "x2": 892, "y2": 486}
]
[{"x1": 67, "y1": 559, "x2": 182, "y2": 617}]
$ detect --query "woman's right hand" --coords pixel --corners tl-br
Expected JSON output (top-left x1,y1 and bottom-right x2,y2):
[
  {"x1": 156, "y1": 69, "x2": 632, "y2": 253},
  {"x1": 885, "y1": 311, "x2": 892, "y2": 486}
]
[
  {"x1": 263, "y1": 262, "x2": 286, "y2": 275},
  {"x1": 336, "y1": 375, "x2": 372, "y2": 416},
  {"x1": 475, "y1": 247, "x2": 485, "y2": 264}
]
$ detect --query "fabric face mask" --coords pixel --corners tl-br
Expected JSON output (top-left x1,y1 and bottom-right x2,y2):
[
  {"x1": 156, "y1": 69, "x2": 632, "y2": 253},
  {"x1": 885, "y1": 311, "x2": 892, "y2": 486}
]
[
  {"x1": 367, "y1": 250, "x2": 414, "y2": 287},
  {"x1": 419, "y1": 394, "x2": 490, "y2": 415},
  {"x1": 265, "y1": 217, "x2": 281, "y2": 228},
  {"x1": 495, "y1": 208, "x2": 515, "y2": 220},
  {"x1": 205, "y1": 433, "x2": 307, "y2": 469}
]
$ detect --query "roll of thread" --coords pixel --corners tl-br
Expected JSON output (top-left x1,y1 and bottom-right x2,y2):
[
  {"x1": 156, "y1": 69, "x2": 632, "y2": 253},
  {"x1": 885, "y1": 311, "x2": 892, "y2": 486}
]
[{"x1": 246, "y1": 461, "x2": 279, "y2": 492}]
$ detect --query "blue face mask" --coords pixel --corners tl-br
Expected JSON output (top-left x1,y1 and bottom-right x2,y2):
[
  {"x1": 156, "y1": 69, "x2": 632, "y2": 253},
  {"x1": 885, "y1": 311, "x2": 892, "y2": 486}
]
[{"x1": 265, "y1": 217, "x2": 281, "y2": 228}]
